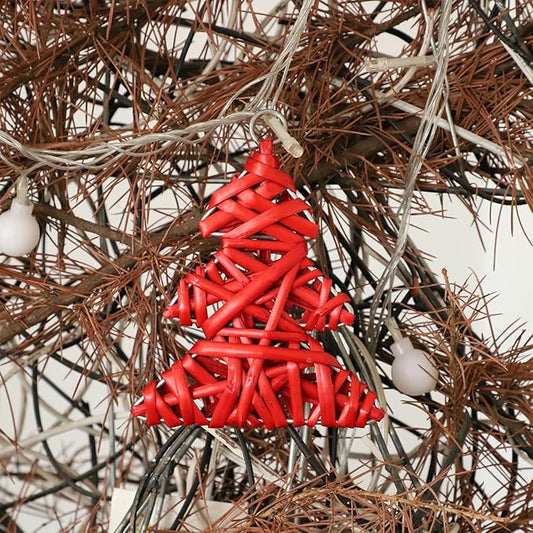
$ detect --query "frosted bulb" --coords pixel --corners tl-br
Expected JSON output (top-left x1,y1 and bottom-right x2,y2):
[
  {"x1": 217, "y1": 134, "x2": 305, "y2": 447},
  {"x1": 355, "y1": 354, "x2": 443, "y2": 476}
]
[
  {"x1": 0, "y1": 198, "x2": 41, "y2": 256},
  {"x1": 391, "y1": 337, "x2": 438, "y2": 396}
]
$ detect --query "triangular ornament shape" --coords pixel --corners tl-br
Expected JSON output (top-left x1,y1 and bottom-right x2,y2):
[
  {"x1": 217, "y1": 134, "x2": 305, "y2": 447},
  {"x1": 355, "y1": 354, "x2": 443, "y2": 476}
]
[{"x1": 131, "y1": 140, "x2": 385, "y2": 429}]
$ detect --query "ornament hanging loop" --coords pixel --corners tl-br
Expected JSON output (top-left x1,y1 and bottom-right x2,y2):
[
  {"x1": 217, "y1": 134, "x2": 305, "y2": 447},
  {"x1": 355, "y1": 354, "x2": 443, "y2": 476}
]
[{"x1": 249, "y1": 109, "x2": 303, "y2": 158}]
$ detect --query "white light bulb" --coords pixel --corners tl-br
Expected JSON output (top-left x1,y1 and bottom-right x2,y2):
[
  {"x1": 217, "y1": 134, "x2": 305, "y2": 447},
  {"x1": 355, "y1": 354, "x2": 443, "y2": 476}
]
[
  {"x1": 0, "y1": 198, "x2": 41, "y2": 256},
  {"x1": 391, "y1": 337, "x2": 438, "y2": 396}
]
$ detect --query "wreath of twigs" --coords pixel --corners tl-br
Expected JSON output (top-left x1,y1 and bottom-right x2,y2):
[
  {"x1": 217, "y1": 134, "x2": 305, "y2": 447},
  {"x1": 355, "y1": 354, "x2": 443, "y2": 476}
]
[{"x1": 0, "y1": 1, "x2": 531, "y2": 532}]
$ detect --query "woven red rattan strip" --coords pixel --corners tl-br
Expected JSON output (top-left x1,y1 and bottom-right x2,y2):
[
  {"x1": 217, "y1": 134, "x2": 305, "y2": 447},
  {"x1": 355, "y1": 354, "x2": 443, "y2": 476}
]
[{"x1": 132, "y1": 140, "x2": 384, "y2": 428}]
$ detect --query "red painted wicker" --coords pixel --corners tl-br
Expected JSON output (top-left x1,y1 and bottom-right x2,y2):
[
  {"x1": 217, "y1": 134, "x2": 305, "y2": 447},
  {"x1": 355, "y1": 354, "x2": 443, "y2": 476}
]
[{"x1": 132, "y1": 140, "x2": 384, "y2": 428}]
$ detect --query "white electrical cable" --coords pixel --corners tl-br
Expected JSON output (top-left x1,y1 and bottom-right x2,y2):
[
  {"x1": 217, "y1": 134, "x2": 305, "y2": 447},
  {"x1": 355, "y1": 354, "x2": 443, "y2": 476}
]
[
  {"x1": 0, "y1": 1, "x2": 313, "y2": 174},
  {"x1": 363, "y1": 12, "x2": 435, "y2": 111},
  {"x1": 0, "y1": 113, "x2": 254, "y2": 171},
  {"x1": 200, "y1": 0, "x2": 239, "y2": 80},
  {"x1": 0, "y1": 0, "x2": 522, "y2": 176},
  {"x1": 385, "y1": 96, "x2": 524, "y2": 168},
  {"x1": 205, "y1": 428, "x2": 281, "y2": 484},
  {"x1": 0, "y1": 411, "x2": 130, "y2": 460},
  {"x1": 500, "y1": 40, "x2": 533, "y2": 85},
  {"x1": 337, "y1": 327, "x2": 390, "y2": 491},
  {"x1": 1, "y1": 328, "x2": 82, "y2": 381},
  {"x1": 362, "y1": 6, "x2": 524, "y2": 170},
  {"x1": 204, "y1": 438, "x2": 220, "y2": 501},
  {"x1": 368, "y1": 0, "x2": 454, "y2": 345},
  {"x1": 219, "y1": 0, "x2": 314, "y2": 114}
]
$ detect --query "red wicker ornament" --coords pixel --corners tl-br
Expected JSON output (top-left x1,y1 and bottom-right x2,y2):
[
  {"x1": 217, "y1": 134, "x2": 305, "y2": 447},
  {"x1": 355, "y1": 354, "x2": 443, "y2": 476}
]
[{"x1": 131, "y1": 140, "x2": 385, "y2": 429}]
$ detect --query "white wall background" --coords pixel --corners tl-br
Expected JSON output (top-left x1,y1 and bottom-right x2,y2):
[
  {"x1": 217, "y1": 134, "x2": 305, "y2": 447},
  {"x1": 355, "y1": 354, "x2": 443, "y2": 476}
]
[{"x1": 412, "y1": 196, "x2": 532, "y2": 344}]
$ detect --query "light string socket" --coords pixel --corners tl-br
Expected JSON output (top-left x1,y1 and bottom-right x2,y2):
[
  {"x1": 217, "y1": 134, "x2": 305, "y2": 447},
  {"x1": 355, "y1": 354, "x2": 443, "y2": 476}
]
[
  {"x1": 365, "y1": 56, "x2": 435, "y2": 72},
  {"x1": 249, "y1": 109, "x2": 304, "y2": 158}
]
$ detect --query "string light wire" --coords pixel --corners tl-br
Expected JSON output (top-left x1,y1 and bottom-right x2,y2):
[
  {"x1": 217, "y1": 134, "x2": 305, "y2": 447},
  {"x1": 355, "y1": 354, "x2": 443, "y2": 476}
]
[
  {"x1": 0, "y1": 0, "x2": 522, "y2": 179},
  {"x1": 0, "y1": 1, "x2": 314, "y2": 177},
  {"x1": 367, "y1": 0, "x2": 454, "y2": 347}
]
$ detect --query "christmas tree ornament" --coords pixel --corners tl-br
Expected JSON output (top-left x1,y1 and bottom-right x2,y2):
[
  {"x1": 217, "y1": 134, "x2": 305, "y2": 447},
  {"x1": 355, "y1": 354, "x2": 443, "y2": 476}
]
[
  {"x1": 132, "y1": 138, "x2": 384, "y2": 429},
  {"x1": 0, "y1": 176, "x2": 40, "y2": 257},
  {"x1": 390, "y1": 336, "x2": 438, "y2": 396}
]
